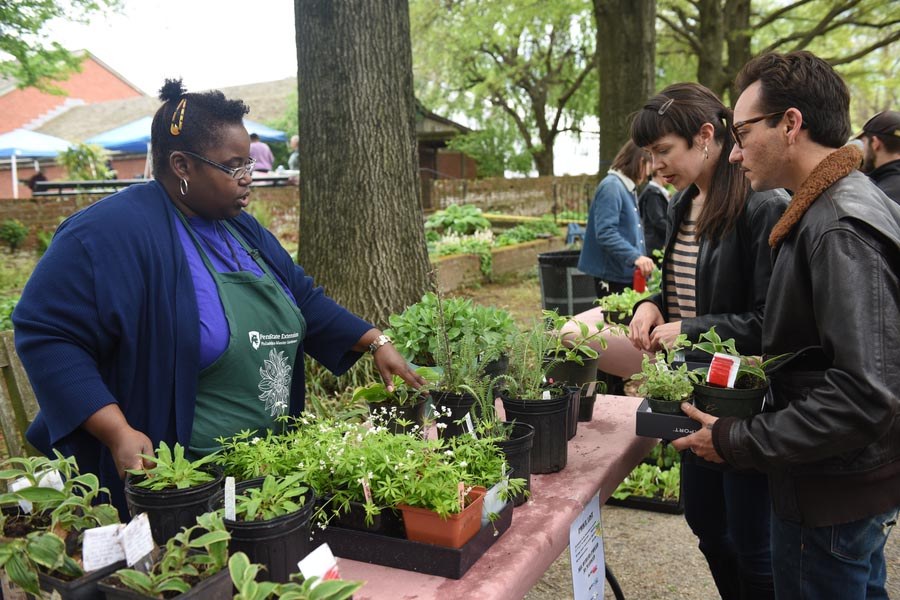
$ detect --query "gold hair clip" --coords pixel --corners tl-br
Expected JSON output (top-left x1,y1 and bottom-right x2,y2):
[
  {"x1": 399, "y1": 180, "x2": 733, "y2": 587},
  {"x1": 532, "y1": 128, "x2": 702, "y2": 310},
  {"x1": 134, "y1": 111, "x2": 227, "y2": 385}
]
[
  {"x1": 658, "y1": 98, "x2": 675, "y2": 116},
  {"x1": 170, "y1": 98, "x2": 187, "y2": 136}
]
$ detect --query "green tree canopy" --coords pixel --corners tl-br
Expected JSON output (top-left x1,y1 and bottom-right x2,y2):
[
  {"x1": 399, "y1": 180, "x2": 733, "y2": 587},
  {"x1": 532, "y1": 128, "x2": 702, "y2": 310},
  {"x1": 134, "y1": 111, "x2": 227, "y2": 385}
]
[
  {"x1": 0, "y1": 0, "x2": 121, "y2": 92},
  {"x1": 411, "y1": 0, "x2": 597, "y2": 176}
]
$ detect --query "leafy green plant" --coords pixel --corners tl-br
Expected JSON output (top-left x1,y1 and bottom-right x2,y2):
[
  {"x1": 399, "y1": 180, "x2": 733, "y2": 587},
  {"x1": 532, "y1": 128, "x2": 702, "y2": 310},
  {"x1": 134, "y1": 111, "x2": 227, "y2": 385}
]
[
  {"x1": 612, "y1": 462, "x2": 681, "y2": 502},
  {"x1": 351, "y1": 368, "x2": 436, "y2": 408},
  {"x1": 229, "y1": 551, "x2": 362, "y2": 600},
  {"x1": 0, "y1": 219, "x2": 28, "y2": 252},
  {"x1": 57, "y1": 143, "x2": 113, "y2": 180},
  {"x1": 0, "y1": 530, "x2": 82, "y2": 596},
  {"x1": 425, "y1": 204, "x2": 491, "y2": 235},
  {"x1": 494, "y1": 217, "x2": 560, "y2": 247},
  {"x1": 112, "y1": 511, "x2": 230, "y2": 597},
  {"x1": 635, "y1": 346, "x2": 696, "y2": 403},
  {"x1": 691, "y1": 327, "x2": 790, "y2": 388},
  {"x1": 127, "y1": 441, "x2": 217, "y2": 490},
  {"x1": 234, "y1": 474, "x2": 310, "y2": 521},
  {"x1": 648, "y1": 442, "x2": 680, "y2": 469},
  {"x1": 429, "y1": 231, "x2": 494, "y2": 278},
  {"x1": 597, "y1": 287, "x2": 652, "y2": 322},
  {"x1": 0, "y1": 295, "x2": 18, "y2": 331}
]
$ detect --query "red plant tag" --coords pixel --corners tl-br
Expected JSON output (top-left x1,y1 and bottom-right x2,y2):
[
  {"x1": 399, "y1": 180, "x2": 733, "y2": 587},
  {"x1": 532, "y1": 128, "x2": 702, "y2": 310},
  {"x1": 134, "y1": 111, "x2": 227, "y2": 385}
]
[
  {"x1": 707, "y1": 352, "x2": 740, "y2": 388},
  {"x1": 633, "y1": 268, "x2": 646, "y2": 292}
]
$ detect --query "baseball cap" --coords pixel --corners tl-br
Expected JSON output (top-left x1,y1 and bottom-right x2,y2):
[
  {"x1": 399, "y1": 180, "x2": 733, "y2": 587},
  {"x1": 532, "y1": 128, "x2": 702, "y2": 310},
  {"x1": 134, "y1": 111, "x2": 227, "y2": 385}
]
[{"x1": 855, "y1": 110, "x2": 900, "y2": 139}]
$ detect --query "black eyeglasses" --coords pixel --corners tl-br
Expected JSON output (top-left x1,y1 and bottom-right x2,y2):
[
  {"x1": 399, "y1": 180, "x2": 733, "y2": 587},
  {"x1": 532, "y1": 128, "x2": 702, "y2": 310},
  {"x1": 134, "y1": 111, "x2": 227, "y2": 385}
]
[
  {"x1": 177, "y1": 150, "x2": 256, "y2": 180},
  {"x1": 730, "y1": 111, "x2": 786, "y2": 148}
]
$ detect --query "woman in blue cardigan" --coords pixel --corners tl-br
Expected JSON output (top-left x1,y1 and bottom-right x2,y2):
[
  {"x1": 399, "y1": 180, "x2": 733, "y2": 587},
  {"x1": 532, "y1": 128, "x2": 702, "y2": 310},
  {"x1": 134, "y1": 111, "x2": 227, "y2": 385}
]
[
  {"x1": 578, "y1": 140, "x2": 654, "y2": 300},
  {"x1": 13, "y1": 80, "x2": 423, "y2": 516}
]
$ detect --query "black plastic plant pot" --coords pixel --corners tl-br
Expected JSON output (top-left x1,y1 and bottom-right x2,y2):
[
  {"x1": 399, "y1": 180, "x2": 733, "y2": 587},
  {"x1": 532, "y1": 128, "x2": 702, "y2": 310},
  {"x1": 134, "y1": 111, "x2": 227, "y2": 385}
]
[
  {"x1": 564, "y1": 386, "x2": 580, "y2": 440},
  {"x1": 482, "y1": 353, "x2": 510, "y2": 379},
  {"x1": 545, "y1": 354, "x2": 600, "y2": 389},
  {"x1": 209, "y1": 477, "x2": 316, "y2": 584},
  {"x1": 368, "y1": 397, "x2": 427, "y2": 435},
  {"x1": 537, "y1": 250, "x2": 596, "y2": 316},
  {"x1": 124, "y1": 467, "x2": 224, "y2": 546},
  {"x1": 692, "y1": 382, "x2": 769, "y2": 418},
  {"x1": 318, "y1": 496, "x2": 405, "y2": 538},
  {"x1": 646, "y1": 396, "x2": 687, "y2": 415},
  {"x1": 578, "y1": 393, "x2": 597, "y2": 422},
  {"x1": 38, "y1": 559, "x2": 125, "y2": 600},
  {"x1": 501, "y1": 393, "x2": 569, "y2": 474},
  {"x1": 97, "y1": 566, "x2": 232, "y2": 599},
  {"x1": 493, "y1": 421, "x2": 535, "y2": 506},
  {"x1": 432, "y1": 390, "x2": 479, "y2": 439}
]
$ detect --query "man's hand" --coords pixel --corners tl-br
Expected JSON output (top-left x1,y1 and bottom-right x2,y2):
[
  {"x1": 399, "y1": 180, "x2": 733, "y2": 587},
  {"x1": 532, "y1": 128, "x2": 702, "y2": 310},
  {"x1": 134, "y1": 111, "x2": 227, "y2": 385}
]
[{"x1": 671, "y1": 403, "x2": 724, "y2": 463}]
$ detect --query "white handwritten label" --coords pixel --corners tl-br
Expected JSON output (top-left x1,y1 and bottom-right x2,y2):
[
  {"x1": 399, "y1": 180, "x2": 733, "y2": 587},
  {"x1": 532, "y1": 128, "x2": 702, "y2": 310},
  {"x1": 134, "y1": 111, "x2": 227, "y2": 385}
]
[
  {"x1": 458, "y1": 481, "x2": 466, "y2": 511},
  {"x1": 464, "y1": 413, "x2": 477, "y2": 438},
  {"x1": 542, "y1": 390, "x2": 551, "y2": 400},
  {"x1": 298, "y1": 543, "x2": 340, "y2": 588},
  {"x1": 122, "y1": 513, "x2": 155, "y2": 567},
  {"x1": 8, "y1": 469, "x2": 64, "y2": 513},
  {"x1": 224, "y1": 477, "x2": 236, "y2": 521},
  {"x1": 82, "y1": 524, "x2": 126, "y2": 571},
  {"x1": 361, "y1": 477, "x2": 373, "y2": 505}
]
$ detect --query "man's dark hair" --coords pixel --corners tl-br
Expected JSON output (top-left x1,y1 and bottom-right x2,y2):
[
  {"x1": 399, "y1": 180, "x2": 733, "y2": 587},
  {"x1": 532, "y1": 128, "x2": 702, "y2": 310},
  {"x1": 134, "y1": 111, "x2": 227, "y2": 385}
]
[
  {"x1": 250, "y1": 133, "x2": 260, "y2": 142},
  {"x1": 150, "y1": 79, "x2": 249, "y2": 179},
  {"x1": 871, "y1": 133, "x2": 900, "y2": 154},
  {"x1": 735, "y1": 51, "x2": 851, "y2": 149}
]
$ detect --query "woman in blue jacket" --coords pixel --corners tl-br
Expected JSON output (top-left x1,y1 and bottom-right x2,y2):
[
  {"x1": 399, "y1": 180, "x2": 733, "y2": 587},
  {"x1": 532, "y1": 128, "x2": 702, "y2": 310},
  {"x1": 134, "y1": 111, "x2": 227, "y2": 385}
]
[
  {"x1": 13, "y1": 80, "x2": 423, "y2": 516},
  {"x1": 578, "y1": 140, "x2": 654, "y2": 300}
]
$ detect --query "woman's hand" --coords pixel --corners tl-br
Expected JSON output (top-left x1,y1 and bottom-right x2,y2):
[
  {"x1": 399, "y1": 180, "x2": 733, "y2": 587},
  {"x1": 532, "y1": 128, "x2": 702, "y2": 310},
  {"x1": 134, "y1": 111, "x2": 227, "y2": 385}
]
[
  {"x1": 634, "y1": 255, "x2": 655, "y2": 278},
  {"x1": 629, "y1": 302, "x2": 665, "y2": 351},
  {"x1": 650, "y1": 320, "x2": 683, "y2": 351},
  {"x1": 82, "y1": 404, "x2": 155, "y2": 479},
  {"x1": 373, "y1": 344, "x2": 426, "y2": 392}
]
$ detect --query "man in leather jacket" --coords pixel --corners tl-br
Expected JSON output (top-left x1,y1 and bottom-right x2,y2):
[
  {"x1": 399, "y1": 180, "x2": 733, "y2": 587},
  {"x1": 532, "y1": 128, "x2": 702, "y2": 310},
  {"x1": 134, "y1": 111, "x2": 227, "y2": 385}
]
[{"x1": 673, "y1": 51, "x2": 900, "y2": 598}]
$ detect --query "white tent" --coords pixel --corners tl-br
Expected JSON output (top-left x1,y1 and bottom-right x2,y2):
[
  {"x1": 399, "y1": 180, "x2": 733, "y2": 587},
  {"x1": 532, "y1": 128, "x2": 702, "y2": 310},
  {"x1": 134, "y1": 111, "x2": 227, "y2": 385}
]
[{"x1": 0, "y1": 129, "x2": 73, "y2": 198}]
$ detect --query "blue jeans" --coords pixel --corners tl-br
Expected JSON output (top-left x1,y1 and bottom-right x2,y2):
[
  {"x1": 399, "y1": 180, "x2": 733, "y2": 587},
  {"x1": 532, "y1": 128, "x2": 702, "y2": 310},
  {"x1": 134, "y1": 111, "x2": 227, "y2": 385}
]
[
  {"x1": 682, "y1": 458, "x2": 774, "y2": 600},
  {"x1": 771, "y1": 507, "x2": 898, "y2": 599}
]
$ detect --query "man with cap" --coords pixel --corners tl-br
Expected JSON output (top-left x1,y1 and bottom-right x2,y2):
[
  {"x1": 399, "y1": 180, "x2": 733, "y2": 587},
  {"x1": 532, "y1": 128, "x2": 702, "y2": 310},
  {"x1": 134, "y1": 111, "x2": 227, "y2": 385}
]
[{"x1": 858, "y1": 110, "x2": 900, "y2": 203}]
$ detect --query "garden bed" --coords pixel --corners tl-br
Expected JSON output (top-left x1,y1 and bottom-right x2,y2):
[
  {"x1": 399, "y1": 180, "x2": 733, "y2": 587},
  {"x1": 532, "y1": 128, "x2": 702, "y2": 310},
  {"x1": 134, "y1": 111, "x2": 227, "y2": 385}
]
[{"x1": 434, "y1": 237, "x2": 567, "y2": 292}]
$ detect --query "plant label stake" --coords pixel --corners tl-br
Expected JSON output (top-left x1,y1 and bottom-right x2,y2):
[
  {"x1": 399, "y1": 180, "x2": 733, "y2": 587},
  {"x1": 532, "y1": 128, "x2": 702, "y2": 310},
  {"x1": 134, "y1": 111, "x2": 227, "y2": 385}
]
[
  {"x1": 83, "y1": 523, "x2": 126, "y2": 571},
  {"x1": 224, "y1": 476, "x2": 236, "y2": 521},
  {"x1": 542, "y1": 390, "x2": 551, "y2": 400},
  {"x1": 8, "y1": 469, "x2": 63, "y2": 513},
  {"x1": 298, "y1": 543, "x2": 341, "y2": 588},
  {"x1": 122, "y1": 513, "x2": 156, "y2": 571},
  {"x1": 465, "y1": 413, "x2": 477, "y2": 438},
  {"x1": 457, "y1": 481, "x2": 466, "y2": 511},
  {"x1": 708, "y1": 353, "x2": 740, "y2": 388},
  {"x1": 362, "y1": 477, "x2": 373, "y2": 505}
]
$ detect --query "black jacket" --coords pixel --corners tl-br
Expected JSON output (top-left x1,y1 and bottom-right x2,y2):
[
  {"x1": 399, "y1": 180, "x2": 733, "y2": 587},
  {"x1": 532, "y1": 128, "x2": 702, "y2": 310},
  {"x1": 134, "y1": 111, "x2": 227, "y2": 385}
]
[
  {"x1": 638, "y1": 183, "x2": 668, "y2": 256},
  {"x1": 715, "y1": 171, "x2": 900, "y2": 526},
  {"x1": 869, "y1": 158, "x2": 900, "y2": 205},
  {"x1": 639, "y1": 186, "x2": 789, "y2": 356}
]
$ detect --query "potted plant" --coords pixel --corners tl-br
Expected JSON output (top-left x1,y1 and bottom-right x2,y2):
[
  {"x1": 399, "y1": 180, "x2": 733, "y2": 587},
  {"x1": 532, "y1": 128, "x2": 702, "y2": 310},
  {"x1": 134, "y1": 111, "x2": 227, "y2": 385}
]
[
  {"x1": 0, "y1": 453, "x2": 122, "y2": 600},
  {"x1": 635, "y1": 343, "x2": 696, "y2": 415},
  {"x1": 351, "y1": 369, "x2": 433, "y2": 435},
  {"x1": 125, "y1": 442, "x2": 223, "y2": 545},
  {"x1": 209, "y1": 474, "x2": 316, "y2": 584},
  {"x1": 609, "y1": 462, "x2": 683, "y2": 514},
  {"x1": 98, "y1": 511, "x2": 232, "y2": 599},
  {"x1": 690, "y1": 327, "x2": 789, "y2": 417},
  {"x1": 228, "y1": 551, "x2": 361, "y2": 600},
  {"x1": 446, "y1": 434, "x2": 525, "y2": 527},
  {"x1": 499, "y1": 318, "x2": 579, "y2": 474}
]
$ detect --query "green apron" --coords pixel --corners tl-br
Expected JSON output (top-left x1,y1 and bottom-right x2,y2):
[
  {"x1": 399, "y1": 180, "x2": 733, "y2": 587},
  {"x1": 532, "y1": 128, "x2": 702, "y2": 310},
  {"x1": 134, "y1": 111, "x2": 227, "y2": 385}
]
[{"x1": 177, "y1": 216, "x2": 307, "y2": 458}]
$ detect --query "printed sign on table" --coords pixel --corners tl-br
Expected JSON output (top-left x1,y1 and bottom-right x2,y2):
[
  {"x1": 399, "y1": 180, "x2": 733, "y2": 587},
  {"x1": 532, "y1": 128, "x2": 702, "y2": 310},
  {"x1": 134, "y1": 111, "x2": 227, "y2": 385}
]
[{"x1": 569, "y1": 490, "x2": 604, "y2": 600}]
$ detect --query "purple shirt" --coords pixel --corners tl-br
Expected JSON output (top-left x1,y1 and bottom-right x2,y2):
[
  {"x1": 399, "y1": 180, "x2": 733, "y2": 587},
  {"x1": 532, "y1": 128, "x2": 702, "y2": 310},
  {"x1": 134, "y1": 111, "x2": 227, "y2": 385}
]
[
  {"x1": 249, "y1": 141, "x2": 275, "y2": 171},
  {"x1": 175, "y1": 215, "x2": 295, "y2": 369}
]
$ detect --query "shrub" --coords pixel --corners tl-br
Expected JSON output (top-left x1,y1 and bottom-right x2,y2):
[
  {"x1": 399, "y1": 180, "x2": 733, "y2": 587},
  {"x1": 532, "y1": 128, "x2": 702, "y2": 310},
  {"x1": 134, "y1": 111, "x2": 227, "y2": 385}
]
[{"x1": 0, "y1": 219, "x2": 28, "y2": 252}]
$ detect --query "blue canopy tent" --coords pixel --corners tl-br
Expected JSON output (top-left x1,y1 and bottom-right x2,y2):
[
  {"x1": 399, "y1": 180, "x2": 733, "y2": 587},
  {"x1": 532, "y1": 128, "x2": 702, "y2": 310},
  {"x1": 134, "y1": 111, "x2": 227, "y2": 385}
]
[
  {"x1": 86, "y1": 116, "x2": 287, "y2": 153},
  {"x1": 0, "y1": 129, "x2": 72, "y2": 198}
]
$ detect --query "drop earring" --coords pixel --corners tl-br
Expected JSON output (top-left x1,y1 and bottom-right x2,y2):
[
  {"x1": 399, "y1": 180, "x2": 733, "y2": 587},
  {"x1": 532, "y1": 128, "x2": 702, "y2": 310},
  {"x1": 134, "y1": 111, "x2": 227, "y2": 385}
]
[{"x1": 703, "y1": 145, "x2": 709, "y2": 160}]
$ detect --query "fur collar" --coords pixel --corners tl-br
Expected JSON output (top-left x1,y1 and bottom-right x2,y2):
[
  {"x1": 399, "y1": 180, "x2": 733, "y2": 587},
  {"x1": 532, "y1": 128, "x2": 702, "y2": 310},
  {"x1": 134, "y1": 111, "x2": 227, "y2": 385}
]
[{"x1": 768, "y1": 145, "x2": 862, "y2": 248}]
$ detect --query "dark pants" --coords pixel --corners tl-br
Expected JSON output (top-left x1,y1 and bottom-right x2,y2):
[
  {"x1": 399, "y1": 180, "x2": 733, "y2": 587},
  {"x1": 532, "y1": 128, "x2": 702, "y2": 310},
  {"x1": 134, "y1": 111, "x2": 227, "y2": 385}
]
[
  {"x1": 593, "y1": 277, "x2": 630, "y2": 300},
  {"x1": 682, "y1": 457, "x2": 775, "y2": 600},
  {"x1": 771, "y1": 507, "x2": 897, "y2": 599}
]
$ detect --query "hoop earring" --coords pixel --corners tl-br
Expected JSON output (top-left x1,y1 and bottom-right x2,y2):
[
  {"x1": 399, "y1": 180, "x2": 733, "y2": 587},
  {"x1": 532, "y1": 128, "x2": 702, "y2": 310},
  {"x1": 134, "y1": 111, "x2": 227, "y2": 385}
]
[
  {"x1": 703, "y1": 145, "x2": 709, "y2": 160},
  {"x1": 179, "y1": 178, "x2": 188, "y2": 197}
]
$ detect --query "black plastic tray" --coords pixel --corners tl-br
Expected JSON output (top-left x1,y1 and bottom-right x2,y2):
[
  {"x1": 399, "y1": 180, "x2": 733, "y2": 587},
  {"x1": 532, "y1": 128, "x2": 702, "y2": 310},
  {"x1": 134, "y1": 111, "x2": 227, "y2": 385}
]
[
  {"x1": 312, "y1": 502, "x2": 513, "y2": 579},
  {"x1": 606, "y1": 494, "x2": 684, "y2": 515}
]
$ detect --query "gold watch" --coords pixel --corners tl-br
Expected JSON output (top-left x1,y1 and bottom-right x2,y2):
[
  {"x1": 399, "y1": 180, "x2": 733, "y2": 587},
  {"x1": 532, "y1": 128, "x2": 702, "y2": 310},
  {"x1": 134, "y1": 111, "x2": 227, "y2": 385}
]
[{"x1": 368, "y1": 334, "x2": 393, "y2": 354}]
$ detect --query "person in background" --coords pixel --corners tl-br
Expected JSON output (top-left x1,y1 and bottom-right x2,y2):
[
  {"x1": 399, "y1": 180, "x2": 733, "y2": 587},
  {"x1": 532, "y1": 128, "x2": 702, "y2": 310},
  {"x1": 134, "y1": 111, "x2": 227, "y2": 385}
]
[
  {"x1": 578, "y1": 140, "x2": 654, "y2": 302},
  {"x1": 249, "y1": 132, "x2": 274, "y2": 173},
  {"x1": 675, "y1": 50, "x2": 900, "y2": 599},
  {"x1": 13, "y1": 79, "x2": 423, "y2": 518},
  {"x1": 857, "y1": 110, "x2": 900, "y2": 203},
  {"x1": 287, "y1": 134, "x2": 300, "y2": 171},
  {"x1": 21, "y1": 170, "x2": 47, "y2": 192},
  {"x1": 637, "y1": 167, "x2": 670, "y2": 256}
]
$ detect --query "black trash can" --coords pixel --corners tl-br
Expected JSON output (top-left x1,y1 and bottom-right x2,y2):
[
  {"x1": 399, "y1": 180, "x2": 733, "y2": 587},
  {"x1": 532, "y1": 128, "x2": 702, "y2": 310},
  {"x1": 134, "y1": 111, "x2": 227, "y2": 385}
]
[{"x1": 538, "y1": 250, "x2": 596, "y2": 316}]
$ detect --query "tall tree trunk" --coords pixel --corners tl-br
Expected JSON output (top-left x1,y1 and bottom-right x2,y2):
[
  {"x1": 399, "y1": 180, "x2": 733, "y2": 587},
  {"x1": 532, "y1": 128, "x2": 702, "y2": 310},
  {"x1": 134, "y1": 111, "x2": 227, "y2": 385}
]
[
  {"x1": 724, "y1": 0, "x2": 752, "y2": 104},
  {"x1": 533, "y1": 145, "x2": 555, "y2": 177},
  {"x1": 594, "y1": 0, "x2": 656, "y2": 169},
  {"x1": 696, "y1": 0, "x2": 727, "y2": 97},
  {"x1": 295, "y1": 0, "x2": 430, "y2": 326}
]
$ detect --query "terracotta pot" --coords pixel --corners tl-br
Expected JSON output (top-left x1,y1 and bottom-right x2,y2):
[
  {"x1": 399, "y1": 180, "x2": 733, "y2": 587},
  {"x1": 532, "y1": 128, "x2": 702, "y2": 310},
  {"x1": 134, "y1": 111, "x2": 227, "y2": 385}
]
[{"x1": 398, "y1": 486, "x2": 486, "y2": 548}]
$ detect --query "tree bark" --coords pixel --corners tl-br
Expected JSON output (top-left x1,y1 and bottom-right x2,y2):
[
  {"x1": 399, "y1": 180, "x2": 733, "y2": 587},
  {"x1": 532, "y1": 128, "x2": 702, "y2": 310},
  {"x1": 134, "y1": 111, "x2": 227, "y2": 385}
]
[
  {"x1": 533, "y1": 146, "x2": 555, "y2": 177},
  {"x1": 696, "y1": 0, "x2": 727, "y2": 97},
  {"x1": 295, "y1": 0, "x2": 431, "y2": 327},
  {"x1": 724, "y1": 0, "x2": 752, "y2": 104},
  {"x1": 594, "y1": 0, "x2": 656, "y2": 168}
]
